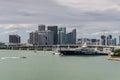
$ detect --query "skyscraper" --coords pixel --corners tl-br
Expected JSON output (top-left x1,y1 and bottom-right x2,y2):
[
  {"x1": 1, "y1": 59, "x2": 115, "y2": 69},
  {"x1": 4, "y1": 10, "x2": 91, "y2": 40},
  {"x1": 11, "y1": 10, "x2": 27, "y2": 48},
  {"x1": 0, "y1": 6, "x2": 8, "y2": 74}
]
[
  {"x1": 9, "y1": 34, "x2": 21, "y2": 44},
  {"x1": 66, "y1": 32, "x2": 73, "y2": 44},
  {"x1": 38, "y1": 25, "x2": 45, "y2": 31},
  {"x1": 66, "y1": 29, "x2": 76, "y2": 44},
  {"x1": 47, "y1": 26, "x2": 58, "y2": 45},
  {"x1": 33, "y1": 31, "x2": 39, "y2": 45},
  {"x1": 37, "y1": 31, "x2": 47, "y2": 45},
  {"x1": 112, "y1": 38, "x2": 117, "y2": 46},
  {"x1": 72, "y1": 29, "x2": 76, "y2": 44},
  {"x1": 58, "y1": 27, "x2": 66, "y2": 44},
  {"x1": 29, "y1": 32, "x2": 34, "y2": 44},
  {"x1": 29, "y1": 25, "x2": 54, "y2": 45},
  {"x1": 107, "y1": 35, "x2": 112, "y2": 45},
  {"x1": 45, "y1": 30, "x2": 54, "y2": 45},
  {"x1": 101, "y1": 35, "x2": 106, "y2": 45}
]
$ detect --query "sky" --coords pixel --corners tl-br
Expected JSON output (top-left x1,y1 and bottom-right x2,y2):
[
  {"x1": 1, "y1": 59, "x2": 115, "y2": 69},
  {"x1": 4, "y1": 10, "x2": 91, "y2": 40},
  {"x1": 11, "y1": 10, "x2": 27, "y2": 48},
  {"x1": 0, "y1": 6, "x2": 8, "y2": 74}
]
[{"x1": 0, "y1": 0, "x2": 120, "y2": 43}]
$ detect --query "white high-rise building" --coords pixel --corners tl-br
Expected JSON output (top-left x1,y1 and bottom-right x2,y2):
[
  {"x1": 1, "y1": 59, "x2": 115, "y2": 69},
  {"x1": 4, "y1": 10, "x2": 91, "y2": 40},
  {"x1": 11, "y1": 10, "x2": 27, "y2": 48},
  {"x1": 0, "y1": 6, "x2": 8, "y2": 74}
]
[{"x1": 29, "y1": 25, "x2": 54, "y2": 45}]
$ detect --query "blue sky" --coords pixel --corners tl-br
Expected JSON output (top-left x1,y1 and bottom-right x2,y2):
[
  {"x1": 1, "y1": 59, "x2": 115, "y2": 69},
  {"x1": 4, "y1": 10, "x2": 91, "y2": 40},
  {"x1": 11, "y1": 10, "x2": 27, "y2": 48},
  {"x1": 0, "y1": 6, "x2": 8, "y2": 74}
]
[{"x1": 0, "y1": 0, "x2": 120, "y2": 43}]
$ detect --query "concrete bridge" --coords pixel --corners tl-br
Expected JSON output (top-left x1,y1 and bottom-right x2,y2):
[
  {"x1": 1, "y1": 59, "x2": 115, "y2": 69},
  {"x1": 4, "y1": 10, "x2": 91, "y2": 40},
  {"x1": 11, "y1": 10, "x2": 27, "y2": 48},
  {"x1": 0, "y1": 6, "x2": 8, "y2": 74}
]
[{"x1": 0, "y1": 44, "x2": 119, "y2": 51}]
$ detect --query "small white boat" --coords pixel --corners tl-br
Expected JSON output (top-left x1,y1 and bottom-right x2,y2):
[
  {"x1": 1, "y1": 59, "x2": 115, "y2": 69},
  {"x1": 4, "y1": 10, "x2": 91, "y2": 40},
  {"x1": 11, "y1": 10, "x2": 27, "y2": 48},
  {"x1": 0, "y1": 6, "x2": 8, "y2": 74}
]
[
  {"x1": 53, "y1": 52, "x2": 60, "y2": 55},
  {"x1": 53, "y1": 46, "x2": 61, "y2": 55}
]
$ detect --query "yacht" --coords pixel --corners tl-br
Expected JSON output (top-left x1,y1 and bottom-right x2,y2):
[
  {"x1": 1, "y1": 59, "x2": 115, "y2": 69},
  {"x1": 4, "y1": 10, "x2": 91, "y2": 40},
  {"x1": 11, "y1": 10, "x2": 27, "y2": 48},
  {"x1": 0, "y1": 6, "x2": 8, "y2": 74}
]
[{"x1": 54, "y1": 43, "x2": 109, "y2": 56}]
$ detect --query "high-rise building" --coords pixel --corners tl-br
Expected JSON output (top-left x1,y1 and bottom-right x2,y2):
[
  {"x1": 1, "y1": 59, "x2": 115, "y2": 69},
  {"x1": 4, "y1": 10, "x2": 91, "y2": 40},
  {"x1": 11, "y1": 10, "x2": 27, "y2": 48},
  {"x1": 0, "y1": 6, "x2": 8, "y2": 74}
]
[
  {"x1": 47, "y1": 26, "x2": 58, "y2": 45},
  {"x1": 112, "y1": 38, "x2": 117, "y2": 46},
  {"x1": 33, "y1": 31, "x2": 39, "y2": 45},
  {"x1": 45, "y1": 30, "x2": 54, "y2": 45},
  {"x1": 29, "y1": 32, "x2": 34, "y2": 44},
  {"x1": 66, "y1": 32, "x2": 73, "y2": 44},
  {"x1": 58, "y1": 27, "x2": 66, "y2": 44},
  {"x1": 38, "y1": 25, "x2": 45, "y2": 31},
  {"x1": 9, "y1": 34, "x2": 21, "y2": 44},
  {"x1": 28, "y1": 31, "x2": 40, "y2": 45},
  {"x1": 66, "y1": 29, "x2": 76, "y2": 44},
  {"x1": 28, "y1": 25, "x2": 54, "y2": 45},
  {"x1": 72, "y1": 29, "x2": 76, "y2": 44},
  {"x1": 107, "y1": 35, "x2": 112, "y2": 45},
  {"x1": 101, "y1": 35, "x2": 106, "y2": 45},
  {"x1": 37, "y1": 31, "x2": 47, "y2": 45}
]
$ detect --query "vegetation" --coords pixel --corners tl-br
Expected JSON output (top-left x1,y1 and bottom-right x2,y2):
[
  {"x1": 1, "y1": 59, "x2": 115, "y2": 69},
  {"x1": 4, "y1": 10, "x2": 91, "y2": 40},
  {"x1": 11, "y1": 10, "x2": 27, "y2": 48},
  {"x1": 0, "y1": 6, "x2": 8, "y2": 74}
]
[{"x1": 112, "y1": 49, "x2": 120, "y2": 56}]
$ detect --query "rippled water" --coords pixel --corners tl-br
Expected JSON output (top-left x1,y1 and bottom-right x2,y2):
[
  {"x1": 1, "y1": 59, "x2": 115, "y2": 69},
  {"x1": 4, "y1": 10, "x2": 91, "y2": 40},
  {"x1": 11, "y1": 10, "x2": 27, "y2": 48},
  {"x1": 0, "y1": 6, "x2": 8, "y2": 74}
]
[{"x1": 0, "y1": 50, "x2": 119, "y2": 80}]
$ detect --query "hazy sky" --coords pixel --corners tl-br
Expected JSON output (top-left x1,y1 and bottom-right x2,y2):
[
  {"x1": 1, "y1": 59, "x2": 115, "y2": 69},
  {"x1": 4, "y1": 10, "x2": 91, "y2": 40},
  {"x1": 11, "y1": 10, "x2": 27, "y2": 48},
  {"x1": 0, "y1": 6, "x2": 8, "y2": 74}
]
[{"x1": 0, "y1": 0, "x2": 120, "y2": 43}]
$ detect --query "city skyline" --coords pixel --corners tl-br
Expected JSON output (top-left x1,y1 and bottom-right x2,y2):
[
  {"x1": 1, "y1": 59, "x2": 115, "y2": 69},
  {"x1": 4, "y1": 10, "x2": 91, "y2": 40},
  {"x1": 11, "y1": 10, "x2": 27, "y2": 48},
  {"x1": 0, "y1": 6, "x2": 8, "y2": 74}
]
[
  {"x1": 0, "y1": 0, "x2": 120, "y2": 42},
  {"x1": 0, "y1": 24, "x2": 120, "y2": 43},
  {"x1": 5, "y1": 24, "x2": 120, "y2": 46},
  {"x1": 28, "y1": 25, "x2": 76, "y2": 45}
]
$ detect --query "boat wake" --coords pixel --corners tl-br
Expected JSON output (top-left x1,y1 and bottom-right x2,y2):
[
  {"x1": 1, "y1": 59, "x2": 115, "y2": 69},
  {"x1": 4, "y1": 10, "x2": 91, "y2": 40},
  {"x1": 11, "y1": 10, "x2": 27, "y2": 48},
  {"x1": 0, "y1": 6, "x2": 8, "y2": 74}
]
[{"x1": 1, "y1": 56, "x2": 27, "y2": 60}]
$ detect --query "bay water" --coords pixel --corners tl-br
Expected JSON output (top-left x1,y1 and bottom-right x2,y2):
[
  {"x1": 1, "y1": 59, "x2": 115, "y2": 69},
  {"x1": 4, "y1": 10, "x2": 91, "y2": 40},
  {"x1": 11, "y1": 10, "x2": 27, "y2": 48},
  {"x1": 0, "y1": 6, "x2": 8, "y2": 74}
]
[{"x1": 0, "y1": 50, "x2": 119, "y2": 80}]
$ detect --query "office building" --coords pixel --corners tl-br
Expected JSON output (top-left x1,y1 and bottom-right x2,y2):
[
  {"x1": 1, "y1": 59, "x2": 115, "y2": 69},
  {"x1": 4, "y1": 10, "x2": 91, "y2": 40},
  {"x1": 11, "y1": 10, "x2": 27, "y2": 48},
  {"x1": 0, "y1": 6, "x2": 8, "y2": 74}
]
[
  {"x1": 9, "y1": 34, "x2": 21, "y2": 44},
  {"x1": 66, "y1": 29, "x2": 76, "y2": 44},
  {"x1": 112, "y1": 38, "x2": 117, "y2": 46},
  {"x1": 101, "y1": 35, "x2": 106, "y2": 45},
  {"x1": 37, "y1": 31, "x2": 47, "y2": 45},
  {"x1": 107, "y1": 35, "x2": 112, "y2": 45},
  {"x1": 72, "y1": 29, "x2": 76, "y2": 44},
  {"x1": 29, "y1": 32, "x2": 34, "y2": 44},
  {"x1": 45, "y1": 30, "x2": 54, "y2": 45},
  {"x1": 33, "y1": 31, "x2": 39, "y2": 45},
  {"x1": 47, "y1": 26, "x2": 58, "y2": 45},
  {"x1": 38, "y1": 25, "x2": 45, "y2": 31},
  {"x1": 29, "y1": 25, "x2": 54, "y2": 45},
  {"x1": 66, "y1": 32, "x2": 73, "y2": 44},
  {"x1": 58, "y1": 27, "x2": 66, "y2": 44},
  {"x1": 91, "y1": 39, "x2": 100, "y2": 45}
]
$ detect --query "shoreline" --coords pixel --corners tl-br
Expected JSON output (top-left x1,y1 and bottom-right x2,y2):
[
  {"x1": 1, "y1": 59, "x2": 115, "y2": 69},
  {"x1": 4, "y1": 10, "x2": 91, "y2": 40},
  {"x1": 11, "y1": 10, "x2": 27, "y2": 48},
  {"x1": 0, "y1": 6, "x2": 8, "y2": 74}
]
[{"x1": 108, "y1": 56, "x2": 120, "y2": 61}]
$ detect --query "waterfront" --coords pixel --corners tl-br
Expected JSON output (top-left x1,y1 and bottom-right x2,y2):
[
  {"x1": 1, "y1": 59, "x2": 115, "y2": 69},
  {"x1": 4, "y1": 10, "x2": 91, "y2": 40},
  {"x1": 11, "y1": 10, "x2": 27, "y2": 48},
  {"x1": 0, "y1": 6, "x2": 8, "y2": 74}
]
[{"x1": 0, "y1": 50, "x2": 119, "y2": 80}]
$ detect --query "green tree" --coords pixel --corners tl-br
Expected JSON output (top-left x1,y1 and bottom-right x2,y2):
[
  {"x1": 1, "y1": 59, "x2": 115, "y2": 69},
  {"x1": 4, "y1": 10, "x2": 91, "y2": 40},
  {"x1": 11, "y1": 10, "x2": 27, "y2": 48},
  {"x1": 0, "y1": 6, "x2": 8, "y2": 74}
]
[{"x1": 113, "y1": 49, "x2": 120, "y2": 56}]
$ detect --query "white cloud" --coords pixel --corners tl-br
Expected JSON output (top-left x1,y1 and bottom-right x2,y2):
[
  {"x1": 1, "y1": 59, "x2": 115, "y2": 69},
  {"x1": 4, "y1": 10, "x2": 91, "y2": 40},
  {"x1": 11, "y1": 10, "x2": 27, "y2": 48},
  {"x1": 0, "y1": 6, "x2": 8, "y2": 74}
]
[
  {"x1": 0, "y1": 30, "x2": 17, "y2": 35},
  {"x1": 80, "y1": 30, "x2": 120, "y2": 37},
  {"x1": 55, "y1": 0, "x2": 120, "y2": 12},
  {"x1": 0, "y1": 24, "x2": 36, "y2": 30}
]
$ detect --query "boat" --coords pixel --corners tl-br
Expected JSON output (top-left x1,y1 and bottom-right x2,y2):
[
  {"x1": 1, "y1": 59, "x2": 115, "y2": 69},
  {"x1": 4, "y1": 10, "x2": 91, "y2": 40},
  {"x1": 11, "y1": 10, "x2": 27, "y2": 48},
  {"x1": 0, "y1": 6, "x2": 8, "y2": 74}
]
[
  {"x1": 53, "y1": 46, "x2": 61, "y2": 55},
  {"x1": 59, "y1": 48, "x2": 108, "y2": 56},
  {"x1": 54, "y1": 43, "x2": 109, "y2": 56}
]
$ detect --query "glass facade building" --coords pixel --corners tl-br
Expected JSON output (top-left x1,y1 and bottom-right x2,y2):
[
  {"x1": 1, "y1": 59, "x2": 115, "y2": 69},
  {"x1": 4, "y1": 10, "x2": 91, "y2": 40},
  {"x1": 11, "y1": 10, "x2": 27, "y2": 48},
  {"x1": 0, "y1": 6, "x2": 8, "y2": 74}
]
[{"x1": 58, "y1": 27, "x2": 66, "y2": 44}]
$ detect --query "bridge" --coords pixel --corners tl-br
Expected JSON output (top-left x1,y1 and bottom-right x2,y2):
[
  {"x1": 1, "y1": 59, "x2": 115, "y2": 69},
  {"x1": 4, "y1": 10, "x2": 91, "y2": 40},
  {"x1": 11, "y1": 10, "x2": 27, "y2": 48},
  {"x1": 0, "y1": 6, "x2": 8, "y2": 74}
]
[{"x1": 0, "y1": 44, "x2": 119, "y2": 51}]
